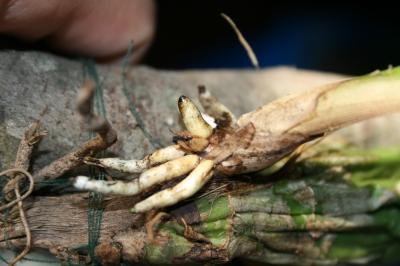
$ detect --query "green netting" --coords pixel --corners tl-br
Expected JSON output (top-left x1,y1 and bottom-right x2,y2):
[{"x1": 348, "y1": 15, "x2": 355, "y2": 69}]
[
  {"x1": 0, "y1": 254, "x2": 8, "y2": 264},
  {"x1": 81, "y1": 59, "x2": 106, "y2": 266},
  {"x1": 121, "y1": 42, "x2": 162, "y2": 148}
]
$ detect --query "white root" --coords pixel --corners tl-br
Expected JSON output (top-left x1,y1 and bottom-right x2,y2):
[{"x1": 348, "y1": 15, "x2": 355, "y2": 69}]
[
  {"x1": 74, "y1": 176, "x2": 140, "y2": 195},
  {"x1": 131, "y1": 159, "x2": 214, "y2": 213},
  {"x1": 148, "y1": 145, "x2": 186, "y2": 166},
  {"x1": 139, "y1": 154, "x2": 199, "y2": 188},
  {"x1": 75, "y1": 155, "x2": 200, "y2": 195},
  {"x1": 84, "y1": 157, "x2": 148, "y2": 174},
  {"x1": 178, "y1": 96, "x2": 213, "y2": 138},
  {"x1": 84, "y1": 145, "x2": 185, "y2": 173}
]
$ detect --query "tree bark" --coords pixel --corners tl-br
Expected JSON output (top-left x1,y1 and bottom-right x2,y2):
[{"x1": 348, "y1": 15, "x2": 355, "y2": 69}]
[
  {"x1": 1, "y1": 51, "x2": 400, "y2": 265},
  {"x1": 2, "y1": 147, "x2": 400, "y2": 265}
]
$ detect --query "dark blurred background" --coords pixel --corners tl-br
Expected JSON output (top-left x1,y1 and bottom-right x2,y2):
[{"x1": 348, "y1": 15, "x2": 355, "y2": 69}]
[{"x1": 144, "y1": 1, "x2": 400, "y2": 75}]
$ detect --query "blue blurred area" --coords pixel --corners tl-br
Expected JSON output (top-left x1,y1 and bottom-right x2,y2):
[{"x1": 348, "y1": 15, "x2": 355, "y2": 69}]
[
  {"x1": 146, "y1": 2, "x2": 400, "y2": 75},
  {"x1": 186, "y1": 13, "x2": 356, "y2": 69}
]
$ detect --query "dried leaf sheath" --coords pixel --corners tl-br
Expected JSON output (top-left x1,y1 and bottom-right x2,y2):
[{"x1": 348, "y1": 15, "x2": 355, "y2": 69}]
[{"x1": 231, "y1": 68, "x2": 400, "y2": 174}]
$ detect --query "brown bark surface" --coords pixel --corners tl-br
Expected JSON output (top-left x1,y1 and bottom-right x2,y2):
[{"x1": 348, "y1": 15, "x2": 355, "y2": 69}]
[{"x1": 1, "y1": 51, "x2": 400, "y2": 264}]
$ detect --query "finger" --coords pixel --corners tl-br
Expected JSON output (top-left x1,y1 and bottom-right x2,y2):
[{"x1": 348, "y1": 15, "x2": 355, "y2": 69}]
[{"x1": 0, "y1": 0, "x2": 155, "y2": 62}]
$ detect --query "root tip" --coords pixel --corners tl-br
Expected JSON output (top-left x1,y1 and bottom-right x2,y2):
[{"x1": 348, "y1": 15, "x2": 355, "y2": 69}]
[
  {"x1": 74, "y1": 176, "x2": 90, "y2": 189},
  {"x1": 130, "y1": 207, "x2": 139, "y2": 213},
  {"x1": 178, "y1": 95, "x2": 188, "y2": 104}
]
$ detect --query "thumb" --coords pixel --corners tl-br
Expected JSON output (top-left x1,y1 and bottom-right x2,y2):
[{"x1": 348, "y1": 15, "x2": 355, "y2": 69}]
[{"x1": 0, "y1": 0, "x2": 156, "y2": 63}]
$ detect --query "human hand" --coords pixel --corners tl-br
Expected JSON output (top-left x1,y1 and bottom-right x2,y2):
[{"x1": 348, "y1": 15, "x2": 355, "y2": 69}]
[{"x1": 0, "y1": 0, "x2": 155, "y2": 63}]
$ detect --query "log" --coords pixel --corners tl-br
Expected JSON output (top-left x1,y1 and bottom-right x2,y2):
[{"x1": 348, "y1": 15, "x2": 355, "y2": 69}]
[
  {"x1": 1, "y1": 51, "x2": 400, "y2": 265},
  {"x1": 2, "y1": 147, "x2": 400, "y2": 265}
]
